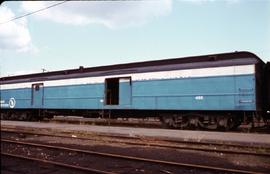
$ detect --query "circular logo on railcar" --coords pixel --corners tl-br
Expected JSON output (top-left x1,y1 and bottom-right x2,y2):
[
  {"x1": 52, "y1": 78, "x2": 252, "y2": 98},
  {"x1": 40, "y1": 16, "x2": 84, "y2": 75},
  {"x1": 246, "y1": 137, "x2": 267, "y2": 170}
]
[{"x1": 9, "y1": 98, "x2": 16, "y2": 108}]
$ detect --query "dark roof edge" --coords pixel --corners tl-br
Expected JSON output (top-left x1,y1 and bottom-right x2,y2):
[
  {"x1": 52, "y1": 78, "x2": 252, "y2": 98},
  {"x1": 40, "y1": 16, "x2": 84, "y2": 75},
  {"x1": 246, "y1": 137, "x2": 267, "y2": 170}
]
[{"x1": 0, "y1": 51, "x2": 264, "y2": 81}]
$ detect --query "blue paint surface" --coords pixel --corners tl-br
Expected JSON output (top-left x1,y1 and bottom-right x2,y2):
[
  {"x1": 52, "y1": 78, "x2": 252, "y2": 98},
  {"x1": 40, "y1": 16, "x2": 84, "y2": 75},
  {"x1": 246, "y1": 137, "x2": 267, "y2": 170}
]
[
  {"x1": 0, "y1": 88, "x2": 32, "y2": 108},
  {"x1": 119, "y1": 79, "x2": 132, "y2": 106},
  {"x1": 44, "y1": 84, "x2": 104, "y2": 109},
  {"x1": 32, "y1": 85, "x2": 44, "y2": 108},
  {"x1": 0, "y1": 74, "x2": 256, "y2": 111}
]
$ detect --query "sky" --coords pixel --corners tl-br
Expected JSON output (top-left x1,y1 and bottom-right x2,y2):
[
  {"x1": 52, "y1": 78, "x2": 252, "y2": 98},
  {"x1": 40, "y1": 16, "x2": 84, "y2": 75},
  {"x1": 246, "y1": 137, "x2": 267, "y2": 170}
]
[{"x1": 0, "y1": 0, "x2": 269, "y2": 77}]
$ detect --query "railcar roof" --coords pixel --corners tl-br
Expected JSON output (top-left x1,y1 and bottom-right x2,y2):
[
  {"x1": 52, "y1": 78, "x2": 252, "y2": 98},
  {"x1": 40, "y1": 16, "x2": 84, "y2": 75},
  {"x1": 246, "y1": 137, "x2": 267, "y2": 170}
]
[{"x1": 0, "y1": 51, "x2": 264, "y2": 83}]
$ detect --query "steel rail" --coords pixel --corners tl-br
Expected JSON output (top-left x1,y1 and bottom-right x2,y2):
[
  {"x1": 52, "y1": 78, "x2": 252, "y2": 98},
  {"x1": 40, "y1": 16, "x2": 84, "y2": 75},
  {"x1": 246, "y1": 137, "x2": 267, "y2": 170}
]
[
  {"x1": 1, "y1": 138, "x2": 267, "y2": 174},
  {"x1": 1, "y1": 152, "x2": 117, "y2": 174},
  {"x1": 2, "y1": 128, "x2": 270, "y2": 157}
]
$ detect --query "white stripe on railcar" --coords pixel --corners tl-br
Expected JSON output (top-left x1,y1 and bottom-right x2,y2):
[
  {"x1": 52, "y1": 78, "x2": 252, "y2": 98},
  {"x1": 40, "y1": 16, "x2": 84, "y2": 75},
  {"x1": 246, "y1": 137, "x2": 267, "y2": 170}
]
[{"x1": 1, "y1": 64, "x2": 255, "y2": 90}]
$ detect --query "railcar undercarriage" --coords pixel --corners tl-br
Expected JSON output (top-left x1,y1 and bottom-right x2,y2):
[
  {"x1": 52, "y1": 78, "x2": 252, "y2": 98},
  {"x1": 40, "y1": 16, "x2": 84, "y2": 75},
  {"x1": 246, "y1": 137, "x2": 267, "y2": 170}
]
[
  {"x1": 0, "y1": 109, "x2": 268, "y2": 131},
  {"x1": 160, "y1": 111, "x2": 268, "y2": 130},
  {"x1": 160, "y1": 113, "x2": 241, "y2": 130}
]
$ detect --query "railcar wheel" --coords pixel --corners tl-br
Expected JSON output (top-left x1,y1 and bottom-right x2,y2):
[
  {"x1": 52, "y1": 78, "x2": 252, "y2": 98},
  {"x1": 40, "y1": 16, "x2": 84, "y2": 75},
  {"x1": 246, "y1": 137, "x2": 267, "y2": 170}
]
[
  {"x1": 198, "y1": 117, "x2": 218, "y2": 130},
  {"x1": 160, "y1": 116, "x2": 177, "y2": 128},
  {"x1": 9, "y1": 113, "x2": 16, "y2": 120},
  {"x1": 160, "y1": 115, "x2": 189, "y2": 129},
  {"x1": 215, "y1": 116, "x2": 235, "y2": 131},
  {"x1": 19, "y1": 113, "x2": 31, "y2": 121},
  {"x1": 186, "y1": 117, "x2": 200, "y2": 130},
  {"x1": 1, "y1": 112, "x2": 9, "y2": 120}
]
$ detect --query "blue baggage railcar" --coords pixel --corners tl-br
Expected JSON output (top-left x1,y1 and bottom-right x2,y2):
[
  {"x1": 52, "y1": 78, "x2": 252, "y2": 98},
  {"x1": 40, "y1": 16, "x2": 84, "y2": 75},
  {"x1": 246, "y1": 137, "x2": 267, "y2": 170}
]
[{"x1": 0, "y1": 51, "x2": 268, "y2": 130}]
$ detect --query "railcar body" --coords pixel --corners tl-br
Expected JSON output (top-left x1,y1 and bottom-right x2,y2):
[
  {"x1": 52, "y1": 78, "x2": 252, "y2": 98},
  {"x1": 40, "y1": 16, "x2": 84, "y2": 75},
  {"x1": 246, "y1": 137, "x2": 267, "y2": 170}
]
[{"x1": 0, "y1": 51, "x2": 268, "y2": 130}]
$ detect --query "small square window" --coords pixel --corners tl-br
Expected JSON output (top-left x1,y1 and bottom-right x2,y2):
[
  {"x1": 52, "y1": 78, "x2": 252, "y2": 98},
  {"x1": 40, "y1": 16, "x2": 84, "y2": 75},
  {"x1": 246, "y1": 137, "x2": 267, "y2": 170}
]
[{"x1": 35, "y1": 85, "x2": 40, "y2": 91}]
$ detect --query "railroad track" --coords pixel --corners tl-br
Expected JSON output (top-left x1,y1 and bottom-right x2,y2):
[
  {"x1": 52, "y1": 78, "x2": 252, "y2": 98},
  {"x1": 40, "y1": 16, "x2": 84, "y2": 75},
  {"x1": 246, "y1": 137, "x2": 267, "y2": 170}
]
[
  {"x1": 1, "y1": 138, "x2": 267, "y2": 174},
  {"x1": 2, "y1": 128, "x2": 270, "y2": 157},
  {"x1": 2, "y1": 152, "x2": 115, "y2": 174}
]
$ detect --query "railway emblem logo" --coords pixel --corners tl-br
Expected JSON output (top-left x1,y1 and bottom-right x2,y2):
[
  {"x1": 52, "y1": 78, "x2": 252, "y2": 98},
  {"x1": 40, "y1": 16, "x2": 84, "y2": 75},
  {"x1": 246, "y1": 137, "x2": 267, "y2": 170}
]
[{"x1": 9, "y1": 98, "x2": 16, "y2": 108}]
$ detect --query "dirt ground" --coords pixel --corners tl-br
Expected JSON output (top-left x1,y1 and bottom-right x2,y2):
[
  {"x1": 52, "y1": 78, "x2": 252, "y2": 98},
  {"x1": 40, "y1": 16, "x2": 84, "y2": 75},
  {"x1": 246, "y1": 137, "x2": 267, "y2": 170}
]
[{"x1": 1, "y1": 132, "x2": 270, "y2": 174}]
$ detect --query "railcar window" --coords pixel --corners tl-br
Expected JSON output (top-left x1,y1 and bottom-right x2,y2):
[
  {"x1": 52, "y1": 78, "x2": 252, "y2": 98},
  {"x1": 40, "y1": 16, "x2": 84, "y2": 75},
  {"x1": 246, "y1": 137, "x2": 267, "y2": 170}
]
[{"x1": 35, "y1": 85, "x2": 40, "y2": 91}]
